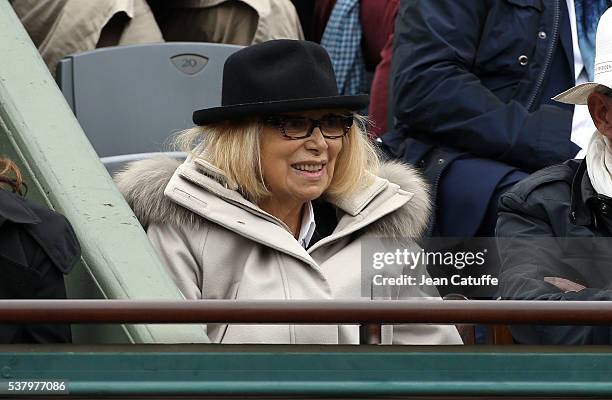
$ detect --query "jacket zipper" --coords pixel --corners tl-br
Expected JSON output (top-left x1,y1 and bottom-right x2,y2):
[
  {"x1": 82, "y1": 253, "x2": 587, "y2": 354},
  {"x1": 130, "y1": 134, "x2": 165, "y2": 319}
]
[
  {"x1": 526, "y1": 0, "x2": 560, "y2": 111},
  {"x1": 428, "y1": 157, "x2": 445, "y2": 236}
]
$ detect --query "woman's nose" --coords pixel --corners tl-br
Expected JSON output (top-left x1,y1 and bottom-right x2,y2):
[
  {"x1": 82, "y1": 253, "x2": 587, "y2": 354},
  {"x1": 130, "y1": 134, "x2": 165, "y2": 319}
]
[{"x1": 305, "y1": 127, "x2": 329, "y2": 151}]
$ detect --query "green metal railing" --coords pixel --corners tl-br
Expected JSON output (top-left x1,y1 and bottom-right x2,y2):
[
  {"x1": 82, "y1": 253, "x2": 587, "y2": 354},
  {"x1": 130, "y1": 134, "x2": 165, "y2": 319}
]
[
  {"x1": 0, "y1": 299, "x2": 612, "y2": 398},
  {"x1": 1, "y1": 346, "x2": 612, "y2": 398}
]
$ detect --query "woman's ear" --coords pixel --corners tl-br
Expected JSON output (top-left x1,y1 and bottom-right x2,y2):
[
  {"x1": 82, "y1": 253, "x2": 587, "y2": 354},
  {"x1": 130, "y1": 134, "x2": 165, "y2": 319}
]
[{"x1": 588, "y1": 92, "x2": 612, "y2": 138}]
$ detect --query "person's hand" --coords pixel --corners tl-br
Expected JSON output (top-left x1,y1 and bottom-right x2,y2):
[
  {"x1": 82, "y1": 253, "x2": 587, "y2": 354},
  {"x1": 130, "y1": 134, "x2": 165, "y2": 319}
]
[{"x1": 544, "y1": 276, "x2": 586, "y2": 293}]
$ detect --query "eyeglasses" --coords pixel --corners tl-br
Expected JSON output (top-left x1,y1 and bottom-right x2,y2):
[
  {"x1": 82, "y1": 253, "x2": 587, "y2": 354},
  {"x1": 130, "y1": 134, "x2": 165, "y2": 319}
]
[{"x1": 263, "y1": 114, "x2": 353, "y2": 139}]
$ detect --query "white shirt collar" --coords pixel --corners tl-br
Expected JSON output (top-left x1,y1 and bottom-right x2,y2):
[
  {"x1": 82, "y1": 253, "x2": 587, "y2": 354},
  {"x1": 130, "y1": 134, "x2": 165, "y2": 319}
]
[{"x1": 298, "y1": 201, "x2": 316, "y2": 248}]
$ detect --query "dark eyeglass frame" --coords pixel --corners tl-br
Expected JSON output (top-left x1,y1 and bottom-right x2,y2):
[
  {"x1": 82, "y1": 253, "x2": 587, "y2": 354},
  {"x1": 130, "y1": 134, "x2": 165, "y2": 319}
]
[{"x1": 263, "y1": 114, "x2": 354, "y2": 139}]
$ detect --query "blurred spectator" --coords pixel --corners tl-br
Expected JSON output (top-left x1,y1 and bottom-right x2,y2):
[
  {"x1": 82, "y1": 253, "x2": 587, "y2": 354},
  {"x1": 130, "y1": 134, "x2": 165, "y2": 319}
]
[
  {"x1": 383, "y1": 0, "x2": 609, "y2": 238},
  {"x1": 150, "y1": 0, "x2": 304, "y2": 46},
  {"x1": 320, "y1": 0, "x2": 368, "y2": 96},
  {"x1": 290, "y1": 0, "x2": 315, "y2": 41},
  {"x1": 366, "y1": 0, "x2": 398, "y2": 138},
  {"x1": 315, "y1": 0, "x2": 398, "y2": 136},
  {"x1": 11, "y1": 0, "x2": 163, "y2": 77},
  {"x1": 0, "y1": 157, "x2": 80, "y2": 343},
  {"x1": 312, "y1": 0, "x2": 334, "y2": 43},
  {"x1": 497, "y1": 7, "x2": 612, "y2": 344}
]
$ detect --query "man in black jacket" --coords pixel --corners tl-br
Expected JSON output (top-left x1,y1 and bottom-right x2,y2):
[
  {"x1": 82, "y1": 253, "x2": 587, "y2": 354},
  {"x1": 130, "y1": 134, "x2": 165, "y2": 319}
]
[
  {"x1": 496, "y1": 6, "x2": 612, "y2": 344},
  {"x1": 383, "y1": 0, "x2": 598, "y2": 237}
]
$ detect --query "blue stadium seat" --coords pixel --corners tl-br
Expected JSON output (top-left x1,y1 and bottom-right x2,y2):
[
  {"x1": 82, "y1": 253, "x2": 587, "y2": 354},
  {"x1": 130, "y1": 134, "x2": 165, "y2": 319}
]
[{"x1": 56, "y1": 42, "x2": 242, "y2": 171}]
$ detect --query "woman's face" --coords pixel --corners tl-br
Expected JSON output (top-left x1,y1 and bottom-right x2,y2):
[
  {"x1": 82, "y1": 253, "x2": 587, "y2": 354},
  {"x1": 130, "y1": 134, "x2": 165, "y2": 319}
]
[{"x1": 259, "y1": 109, "x2": 346, "y2": 207}]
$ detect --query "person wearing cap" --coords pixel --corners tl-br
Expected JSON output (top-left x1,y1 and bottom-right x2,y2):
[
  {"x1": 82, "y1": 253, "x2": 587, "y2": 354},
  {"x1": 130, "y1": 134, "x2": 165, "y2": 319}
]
[
  {"x1": 496, "y1": 8, "x2": 612, "y2": 344},
  {"x1": 115, "y1": 39, "x2": 461, "y2": 345}
]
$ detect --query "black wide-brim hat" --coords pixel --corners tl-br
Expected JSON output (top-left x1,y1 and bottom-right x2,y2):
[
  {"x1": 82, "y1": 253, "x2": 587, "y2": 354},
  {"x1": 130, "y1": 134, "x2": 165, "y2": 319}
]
[{"x1": 192, "y1": 39, "x2": 369, "y2": 125}]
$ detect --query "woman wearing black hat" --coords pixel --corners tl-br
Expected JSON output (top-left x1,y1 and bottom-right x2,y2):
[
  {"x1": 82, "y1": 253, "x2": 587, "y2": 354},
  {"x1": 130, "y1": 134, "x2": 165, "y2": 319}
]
[{"x1": 116, "y1": 40, "x2": 461, "y2": 344}]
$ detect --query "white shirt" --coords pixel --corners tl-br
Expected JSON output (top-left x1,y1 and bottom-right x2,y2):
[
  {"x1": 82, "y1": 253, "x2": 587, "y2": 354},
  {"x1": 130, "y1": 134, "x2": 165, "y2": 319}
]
[
  {"x1": 566, "y1": 0, "x2": 597, "y2": 158},
  {"x1": 298, "y1": 201, "x2": 316, "y2": 248}
]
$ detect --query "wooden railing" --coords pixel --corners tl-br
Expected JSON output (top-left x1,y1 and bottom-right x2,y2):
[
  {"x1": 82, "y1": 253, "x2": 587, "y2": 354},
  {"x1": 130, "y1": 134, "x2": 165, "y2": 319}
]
[
  {"x1": 1, "y1": 299, "x2": 610, "y2": 323},
  {"x1": 4, "y1": 299, "x2": 611, "y2": 344}
]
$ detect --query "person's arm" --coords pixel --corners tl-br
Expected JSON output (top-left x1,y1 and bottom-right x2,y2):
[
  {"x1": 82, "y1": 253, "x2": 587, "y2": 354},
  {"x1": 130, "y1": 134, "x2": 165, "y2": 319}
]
[
  {"x1": 147, "y1": 222, "x2": 222, "y2": 343},
  {"x1": 23, "y1": 255, "x2": 72, "y2": 344},
  {"x1": 497, "y1": 191, "x2": 612, "y2": 345},
  {"x1": 393, "y1": 0, "x2": 577, "y2": 172},
  {"x1": 147, "y1": 222, "x2": 207, "y2": 301},
  {"x1": 19, "y1": 216, "x2": 80, "y2": 344}
]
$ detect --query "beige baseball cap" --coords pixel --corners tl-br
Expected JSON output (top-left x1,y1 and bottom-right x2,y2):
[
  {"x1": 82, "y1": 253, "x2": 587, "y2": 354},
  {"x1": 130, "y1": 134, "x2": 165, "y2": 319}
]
[{"x1": 553, "y1": 7, "x2": 612, "y2": 105}]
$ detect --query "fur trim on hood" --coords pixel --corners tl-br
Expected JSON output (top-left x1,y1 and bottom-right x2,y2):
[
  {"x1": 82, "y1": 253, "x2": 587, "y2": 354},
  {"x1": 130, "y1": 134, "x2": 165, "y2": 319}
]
[
  {"x1": 114, "y1": 157, "x2": 202, "y2": 230},
  {"x1": 368, "y1": 161, "x2": 431, "y2": 240},
  {"x1": 114, "y1": 157, "x2": 431, "y2": 240}
]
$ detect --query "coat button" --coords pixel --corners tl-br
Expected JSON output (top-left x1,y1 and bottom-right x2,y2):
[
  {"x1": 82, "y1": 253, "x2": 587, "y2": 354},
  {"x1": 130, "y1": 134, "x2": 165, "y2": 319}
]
[
  {"x1": 518, "y1": 55, "x2": 529, "y2": 66},
  {"x1": 437, "y1": 158, "x2": 445, "y2": 165},
  {"x1": 601, "y1": 203, "x2": 608, "y2": 214},
  {"x1": 418, "y1": 159, "x2": 426, "y2": 168},
  {"x1": 538, "y1": 31, "x2": 547, "y2": 39}
]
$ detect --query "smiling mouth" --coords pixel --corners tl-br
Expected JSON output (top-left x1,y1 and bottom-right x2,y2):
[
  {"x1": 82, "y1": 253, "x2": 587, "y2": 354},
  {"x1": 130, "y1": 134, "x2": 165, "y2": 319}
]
[{"x1": 291, "y1": 163, "x2": 327, "y2": 172}]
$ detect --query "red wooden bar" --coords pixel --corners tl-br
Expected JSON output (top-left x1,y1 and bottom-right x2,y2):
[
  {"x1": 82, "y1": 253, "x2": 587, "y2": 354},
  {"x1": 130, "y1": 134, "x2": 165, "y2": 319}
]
[{"x1": 0, "y1": 299, "x2": 609, "y2": 324}]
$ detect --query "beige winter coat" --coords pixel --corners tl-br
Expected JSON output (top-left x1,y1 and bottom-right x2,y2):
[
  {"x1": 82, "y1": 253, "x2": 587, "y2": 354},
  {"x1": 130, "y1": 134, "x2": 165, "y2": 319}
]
[
  {"x1": 11, "y1": 0, "x2": 163, "y2": 76},
  {"x1": 167, "y1": 0, "x2": 304, "y2": 44},
  {"x1": 116, "y1": 156, "x2": 462, "y2": 345}
]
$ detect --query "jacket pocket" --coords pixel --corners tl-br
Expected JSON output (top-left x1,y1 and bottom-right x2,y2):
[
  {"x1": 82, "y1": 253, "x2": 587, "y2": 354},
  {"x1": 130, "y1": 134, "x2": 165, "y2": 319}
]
[{"x1": 475, "y1": 0, "x2": 541, "y2": 83}]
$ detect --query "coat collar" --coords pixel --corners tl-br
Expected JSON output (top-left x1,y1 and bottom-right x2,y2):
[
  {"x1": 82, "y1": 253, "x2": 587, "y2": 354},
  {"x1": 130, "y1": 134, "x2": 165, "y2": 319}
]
[
  {"x1": 169, "y1": 159, "x2": 320, "y2": 270},
  {"x1": 170, "y1": 157, "x2": 404, "y2": 268},
  {"x1": 570, "y1": 159, "x2": 612, "y2": 235},
  {"x1": 0, "y1": 189, "x2": 41, "y2": 226},
  {"x1": 186, "y1": 156, "x2": 430, "y2": 243},
  {"x1": 115, "y1": 155, "x2": 432, "y2": 266},
  {"x1": 190, "y1": 156, "x2": 388, "y2": 218},
  {"x1": 570, "y1": 158, "x2": 612, "y2": 233},
  {"x1": 0, "y1": 190, "x2": 78, "y2": 273}
]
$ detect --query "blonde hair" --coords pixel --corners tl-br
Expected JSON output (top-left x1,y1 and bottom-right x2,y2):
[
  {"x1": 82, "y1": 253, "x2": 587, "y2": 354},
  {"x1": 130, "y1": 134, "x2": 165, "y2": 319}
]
[
  {"x1": 326, "y1": 114, "x2": 380, "y2": 200},
  {"x1": 0, "y1": 157, "x2": 24, "y2": 195},
  {"x1": 174, "y1": 114, "x2": 380, "y2": 202}
]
